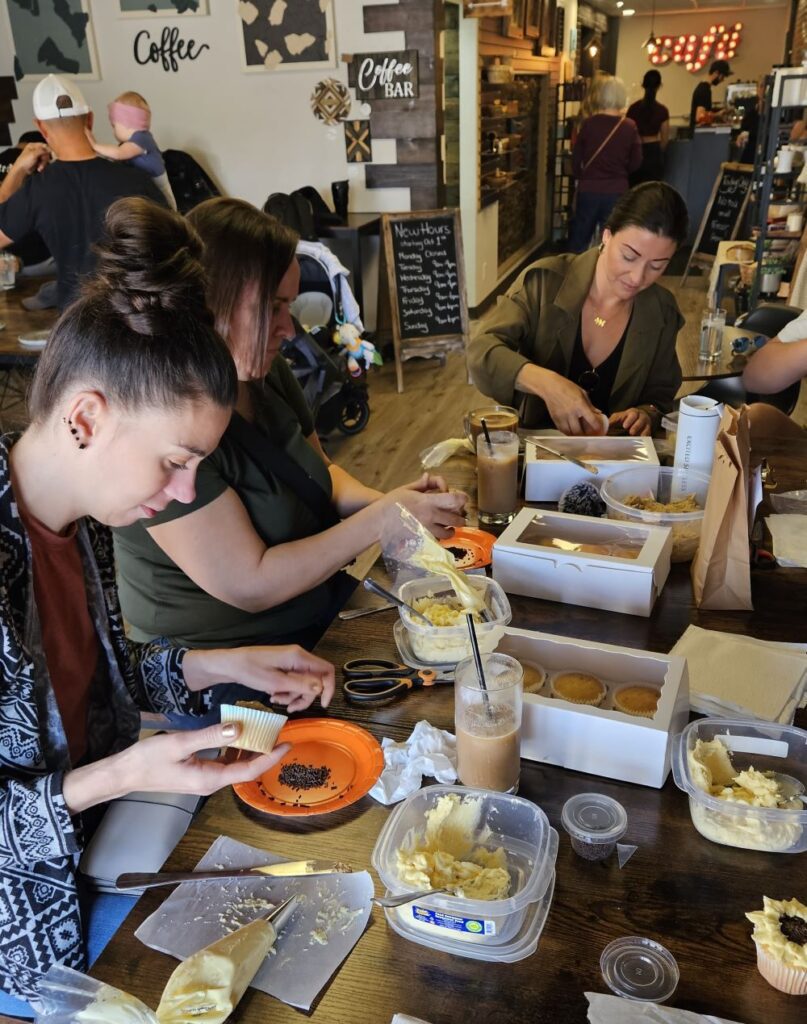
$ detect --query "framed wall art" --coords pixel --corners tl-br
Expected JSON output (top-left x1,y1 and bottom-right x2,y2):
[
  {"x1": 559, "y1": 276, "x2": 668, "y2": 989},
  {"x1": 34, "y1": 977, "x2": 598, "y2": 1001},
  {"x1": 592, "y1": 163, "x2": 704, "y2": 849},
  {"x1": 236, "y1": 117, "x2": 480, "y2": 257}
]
[
  {"x1": 118, "y1": 1, "x2": 208, "y2": 15},
  {"x1": 501, "y1": 0, "x2": 526, "y2": 41},
  {"x1": 525, "y1": 0, "x2": 542, "y2": 41},
  {"x1": 2, "y1": 0, "x2": 100, "y2": 79},
  {"x1": 239, "y1": 0, "x2": 336, "y2": 73},
  {"x1": 541, "y1": 0, "x2": 558, "y2": 54}
]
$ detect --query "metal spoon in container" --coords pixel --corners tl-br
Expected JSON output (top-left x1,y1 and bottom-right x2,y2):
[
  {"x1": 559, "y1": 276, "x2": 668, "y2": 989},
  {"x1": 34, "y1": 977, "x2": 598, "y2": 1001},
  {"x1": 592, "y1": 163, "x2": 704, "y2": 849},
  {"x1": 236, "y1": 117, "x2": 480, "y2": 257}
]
[
  {"x1": 363, "y1": 577, "x2": 433, "y2": 627},
  {"x1": 372, "y1": 887, "x2": 450, "y2": 908}
]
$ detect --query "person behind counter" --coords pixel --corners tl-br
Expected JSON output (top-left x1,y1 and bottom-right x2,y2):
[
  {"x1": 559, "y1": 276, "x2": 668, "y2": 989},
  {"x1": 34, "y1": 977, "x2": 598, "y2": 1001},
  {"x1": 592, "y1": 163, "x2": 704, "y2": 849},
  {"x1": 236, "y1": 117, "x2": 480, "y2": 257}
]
[
  {"x1": 627, "y1": 70, "x2": 669, "y2": 186},
  {"x1": 468, "y1": 181, "x2": 688, "y2": 436},
  {"x1": 569, "y1": 75, "x2": 642, "y2": 254},
  {"x1": 113, "y1": 197, "x2": 468, "y2": 666},
  {"x1": 742, "y1": 309, "x2": 807, "y2": 440},
  {"x1": 690, "y1": 59, "x2": 731, "y2": 129},
  {"x1": 0, "y1": 197, "x2": 336, "y2": 1013}
]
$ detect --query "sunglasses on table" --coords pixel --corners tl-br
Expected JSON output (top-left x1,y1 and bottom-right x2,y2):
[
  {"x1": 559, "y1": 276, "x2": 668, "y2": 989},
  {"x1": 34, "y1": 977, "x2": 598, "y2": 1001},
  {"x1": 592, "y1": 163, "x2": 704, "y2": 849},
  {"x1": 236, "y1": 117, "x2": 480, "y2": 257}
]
[
  {"x1": 731, "y1": 334, "x2": 767, "y2": 355},
  {"x1": 578, "y1": 368, "x2": 600, "y2": 392}
]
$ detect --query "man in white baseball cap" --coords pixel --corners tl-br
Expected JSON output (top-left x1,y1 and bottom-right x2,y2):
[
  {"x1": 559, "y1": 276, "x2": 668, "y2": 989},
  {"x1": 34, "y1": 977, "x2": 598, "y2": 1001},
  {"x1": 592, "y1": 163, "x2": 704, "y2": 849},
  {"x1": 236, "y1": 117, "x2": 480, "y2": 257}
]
[{"x1": 0, "y1": 74, "x2": 166, "y2": 308}]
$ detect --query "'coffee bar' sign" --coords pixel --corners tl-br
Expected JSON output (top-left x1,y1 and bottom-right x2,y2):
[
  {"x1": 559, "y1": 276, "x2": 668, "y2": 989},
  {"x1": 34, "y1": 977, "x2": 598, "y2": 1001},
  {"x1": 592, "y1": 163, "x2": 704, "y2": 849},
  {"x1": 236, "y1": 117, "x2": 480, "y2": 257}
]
[{"x1": 348, "y1": 50, "x2": 419, "y2": 100}]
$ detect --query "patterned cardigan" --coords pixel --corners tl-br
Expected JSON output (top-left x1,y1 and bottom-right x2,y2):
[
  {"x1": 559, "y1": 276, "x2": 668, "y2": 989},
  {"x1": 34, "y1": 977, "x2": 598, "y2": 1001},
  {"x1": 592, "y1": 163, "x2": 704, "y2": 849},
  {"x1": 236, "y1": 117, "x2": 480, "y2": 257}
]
[{"x1": 0, "y1": 435, "x2": 199, "y2": 1006}]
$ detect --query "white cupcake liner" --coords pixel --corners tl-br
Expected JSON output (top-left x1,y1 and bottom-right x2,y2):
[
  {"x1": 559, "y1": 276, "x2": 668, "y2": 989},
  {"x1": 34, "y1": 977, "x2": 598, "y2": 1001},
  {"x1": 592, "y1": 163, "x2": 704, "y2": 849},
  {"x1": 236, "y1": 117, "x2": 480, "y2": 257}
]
[
  {"x1": 755, "y1": 944, "x2": 807, "y2": 995},
  {"x1": 612, "y1": 683, "x2": 662, "y2": 719},
  {"x1": 519, "y1": 659, "x2": 548, "y2": 695},
  {"x1": 220, "y1": 704, "x2": 288, "y2": 754},
  {"x1": 549, "y1": 670, "x2": 607, "y2": 707}
]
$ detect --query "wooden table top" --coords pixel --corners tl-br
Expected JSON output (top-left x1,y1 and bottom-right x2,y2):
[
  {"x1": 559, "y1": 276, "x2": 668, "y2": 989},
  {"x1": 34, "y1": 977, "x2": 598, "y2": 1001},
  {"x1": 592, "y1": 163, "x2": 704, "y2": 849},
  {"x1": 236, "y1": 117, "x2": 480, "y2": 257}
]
[
  {"x1": 0, "y1": 277, "x2": 57, "y2": 367},
  {"x1": 677, "y1": 324, "x2": 761, "y2": 382},
  {"x1": 90, "y1": 438, "x2": 807, "y2": 1024}
]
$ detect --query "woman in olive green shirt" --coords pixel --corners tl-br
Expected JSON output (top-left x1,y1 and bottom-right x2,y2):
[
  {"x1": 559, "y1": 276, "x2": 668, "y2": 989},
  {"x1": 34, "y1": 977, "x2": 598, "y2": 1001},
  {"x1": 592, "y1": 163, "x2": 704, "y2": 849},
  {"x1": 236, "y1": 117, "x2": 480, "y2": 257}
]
[
  {"x1": 114, "y1": 198, "x2": 467, "y2": 656},
  {"x1": 469, "y1": 182, "x2": 687, "y2": 436}
]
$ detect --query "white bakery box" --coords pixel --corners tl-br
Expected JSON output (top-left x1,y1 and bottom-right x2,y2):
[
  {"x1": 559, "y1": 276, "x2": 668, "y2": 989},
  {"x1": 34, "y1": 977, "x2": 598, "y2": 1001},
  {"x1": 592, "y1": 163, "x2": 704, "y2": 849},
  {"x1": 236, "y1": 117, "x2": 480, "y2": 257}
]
[
  {"x1": 492, "y1": 508, "x2": 672, "y2": 618},
  {"x1": 499, "y1": 627, "x2": 690, "y2": 788},
  {"x1": 524, "y1": 435, "x2": 659, "y2": 502}
]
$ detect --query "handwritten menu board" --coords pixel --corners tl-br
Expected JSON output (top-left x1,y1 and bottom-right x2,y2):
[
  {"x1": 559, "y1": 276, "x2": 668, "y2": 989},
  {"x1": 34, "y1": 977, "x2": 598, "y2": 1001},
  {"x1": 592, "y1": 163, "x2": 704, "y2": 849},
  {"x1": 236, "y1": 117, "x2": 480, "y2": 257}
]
[
  {"x1": 691, "y1": 162, "x2": 754, "y2": 261},
  {"x1": 383, "y1": 211, "x2": 467, "y2": 341},
  {"x1": 380, "y1": 211, "x2": 469, "y2": 392}
]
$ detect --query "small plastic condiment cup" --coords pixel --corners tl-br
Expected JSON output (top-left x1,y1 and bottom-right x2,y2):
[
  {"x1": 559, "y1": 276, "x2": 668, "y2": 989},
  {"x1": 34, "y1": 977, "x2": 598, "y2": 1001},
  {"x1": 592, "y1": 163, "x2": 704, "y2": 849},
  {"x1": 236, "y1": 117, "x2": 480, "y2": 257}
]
[
  {"x1": 561, "y1": 793, "x2": 627, "y2": 861},
  {"x1": 600, "y1": 936, "x2": 680, "y2": 1003}
]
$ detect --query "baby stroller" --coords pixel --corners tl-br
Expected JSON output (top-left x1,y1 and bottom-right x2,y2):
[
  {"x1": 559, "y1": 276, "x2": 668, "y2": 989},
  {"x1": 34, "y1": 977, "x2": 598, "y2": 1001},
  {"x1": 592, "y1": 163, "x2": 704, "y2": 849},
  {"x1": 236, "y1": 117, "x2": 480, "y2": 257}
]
[{"x1": 283, "y1": 249, "x2": 372, "y2": 436}]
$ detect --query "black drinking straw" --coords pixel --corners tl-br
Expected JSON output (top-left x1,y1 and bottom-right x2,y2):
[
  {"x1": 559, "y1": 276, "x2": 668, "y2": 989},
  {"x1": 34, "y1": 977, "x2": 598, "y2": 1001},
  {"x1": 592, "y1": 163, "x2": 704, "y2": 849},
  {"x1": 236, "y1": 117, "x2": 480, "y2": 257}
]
[
  {"x1": 465, "y1": 613, "x2": 492, "y2": 715},
  {"x1": 480, "y1": 416, "x2": 493, "y2": 452}
]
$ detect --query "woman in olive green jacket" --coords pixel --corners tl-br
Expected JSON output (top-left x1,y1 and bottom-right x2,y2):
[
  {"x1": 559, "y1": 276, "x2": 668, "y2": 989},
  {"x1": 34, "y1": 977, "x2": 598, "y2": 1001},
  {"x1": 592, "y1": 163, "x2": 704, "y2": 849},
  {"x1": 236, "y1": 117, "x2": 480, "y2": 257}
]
[{"x1": 469, "y1": 182, "x2": 687, "y2": 436}]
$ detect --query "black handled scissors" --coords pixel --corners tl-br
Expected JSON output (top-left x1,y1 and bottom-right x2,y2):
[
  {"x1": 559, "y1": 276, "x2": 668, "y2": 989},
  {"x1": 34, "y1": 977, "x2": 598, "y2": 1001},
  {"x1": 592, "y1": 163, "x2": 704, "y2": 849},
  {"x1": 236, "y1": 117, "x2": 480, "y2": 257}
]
[{"x1": 342, "y1": 658, "x2": 451, "y2": 704}]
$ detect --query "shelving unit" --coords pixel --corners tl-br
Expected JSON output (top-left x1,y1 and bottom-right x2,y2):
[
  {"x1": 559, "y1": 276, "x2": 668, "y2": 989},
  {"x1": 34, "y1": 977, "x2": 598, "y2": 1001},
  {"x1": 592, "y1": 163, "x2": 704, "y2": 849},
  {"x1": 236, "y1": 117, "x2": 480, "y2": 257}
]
[
  {"x1": 550, "y1": 79, "x2": 585, "y2": 243},
  {"x1": 749, "y1": 71, "x2": 807, "y2": 306}
]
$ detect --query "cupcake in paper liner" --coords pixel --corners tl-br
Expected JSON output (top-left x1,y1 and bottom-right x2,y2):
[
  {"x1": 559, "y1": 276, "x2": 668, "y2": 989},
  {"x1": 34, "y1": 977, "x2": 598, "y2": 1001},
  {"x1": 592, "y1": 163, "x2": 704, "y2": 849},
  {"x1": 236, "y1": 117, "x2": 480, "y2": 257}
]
[
  {"x1": 220, "y1": 703, "x2": 288, "y2": 755},
  {"x1": 613, "y1": 683, "x2": 662, "y2": 719},
  {"x1": 550, "y1": 671, "x2": 607, "y2": 707},
  {"x1": 746, "y1": 896, "x2": 807, "y2": 995}
]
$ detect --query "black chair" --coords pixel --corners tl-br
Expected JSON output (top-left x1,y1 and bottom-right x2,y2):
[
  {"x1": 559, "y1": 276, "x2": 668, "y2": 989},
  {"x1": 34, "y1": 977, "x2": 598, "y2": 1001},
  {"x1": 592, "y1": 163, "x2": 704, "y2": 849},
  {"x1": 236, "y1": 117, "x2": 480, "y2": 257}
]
[
  {"x1": 696, "y1": 303, "x2": 803, "y2": 414},
  {"x1": 163, "y1": 149, "x2": 221, "y2": 215}
]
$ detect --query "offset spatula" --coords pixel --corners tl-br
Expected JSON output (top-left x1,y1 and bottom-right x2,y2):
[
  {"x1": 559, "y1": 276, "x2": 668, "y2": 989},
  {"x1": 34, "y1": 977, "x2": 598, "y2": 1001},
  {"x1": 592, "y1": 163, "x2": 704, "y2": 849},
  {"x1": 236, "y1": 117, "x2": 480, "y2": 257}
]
[{"x1": 116, "y1": 859, "x2": 353, "y2": 891}]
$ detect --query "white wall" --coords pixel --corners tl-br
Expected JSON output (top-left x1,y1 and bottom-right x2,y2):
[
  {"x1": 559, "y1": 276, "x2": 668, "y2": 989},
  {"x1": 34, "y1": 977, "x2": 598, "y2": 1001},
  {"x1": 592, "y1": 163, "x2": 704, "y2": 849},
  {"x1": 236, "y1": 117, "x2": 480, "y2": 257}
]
[
  {"x1": 616, "y1": 6, "x2": 789, "y2": 126},
  {"x1": 0, "y1": 0, "x2": 412, "y2": 213}
]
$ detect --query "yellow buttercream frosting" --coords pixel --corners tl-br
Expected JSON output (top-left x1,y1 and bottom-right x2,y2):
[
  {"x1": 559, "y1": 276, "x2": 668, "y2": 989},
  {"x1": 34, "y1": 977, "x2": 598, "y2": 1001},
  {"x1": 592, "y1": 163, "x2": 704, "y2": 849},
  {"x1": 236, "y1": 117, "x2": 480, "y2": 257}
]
[
  {"x1": 687, "y1": 738, "x2": 804, "y2": 852},
  {"x1": 396, "y1": 794, "x2": 511, "y2": 901},
  {"x1": 746, "y1": 897, "x2": 807, "y2": 969}
]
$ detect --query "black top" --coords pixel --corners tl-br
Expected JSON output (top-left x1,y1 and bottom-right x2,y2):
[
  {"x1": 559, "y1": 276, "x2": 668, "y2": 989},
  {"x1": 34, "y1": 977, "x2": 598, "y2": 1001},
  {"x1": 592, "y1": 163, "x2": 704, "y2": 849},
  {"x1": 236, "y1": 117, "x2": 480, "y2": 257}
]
[
  {"x1": 690, "y1": 81, "x2": 713, "y2": 129},
  {"x1": 0, "y1": 157, "x2": 165, "y2": 308},
  {"x1": 568, "y1": 320, "x2": 628, "y2": 415}
]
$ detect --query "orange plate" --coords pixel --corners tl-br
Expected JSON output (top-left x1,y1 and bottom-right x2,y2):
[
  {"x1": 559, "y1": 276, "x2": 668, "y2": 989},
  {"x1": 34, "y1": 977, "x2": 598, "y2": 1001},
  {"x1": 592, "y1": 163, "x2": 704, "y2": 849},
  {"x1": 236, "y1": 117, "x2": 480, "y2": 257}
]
[
  {"x1": 439, "y1": 527, "x2": 496, "y2": 570},
  {"x1": 232, "y1": 719, "x2": 384, "y2": 817}
]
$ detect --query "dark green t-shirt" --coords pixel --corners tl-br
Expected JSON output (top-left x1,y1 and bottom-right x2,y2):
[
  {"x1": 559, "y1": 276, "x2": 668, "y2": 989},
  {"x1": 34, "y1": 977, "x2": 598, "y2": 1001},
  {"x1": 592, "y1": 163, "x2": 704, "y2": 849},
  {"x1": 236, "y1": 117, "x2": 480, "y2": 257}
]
[{"x1": 113, "y1": 357, "x2": 338, "y2": 649}]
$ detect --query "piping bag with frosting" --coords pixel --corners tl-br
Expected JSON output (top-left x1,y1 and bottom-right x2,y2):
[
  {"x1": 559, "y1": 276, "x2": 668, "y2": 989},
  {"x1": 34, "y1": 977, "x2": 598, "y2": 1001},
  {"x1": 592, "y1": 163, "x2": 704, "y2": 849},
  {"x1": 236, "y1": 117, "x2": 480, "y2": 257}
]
[{"x1": 381, "y1": 503, "x2": 483, "y2": 613}]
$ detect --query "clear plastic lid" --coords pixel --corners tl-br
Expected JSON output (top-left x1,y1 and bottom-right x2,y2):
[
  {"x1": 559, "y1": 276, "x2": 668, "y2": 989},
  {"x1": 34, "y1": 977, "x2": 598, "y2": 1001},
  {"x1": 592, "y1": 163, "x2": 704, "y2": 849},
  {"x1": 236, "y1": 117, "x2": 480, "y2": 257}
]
[
  {"x1": 561, "y1": 793, "x2": 628, "y2": 844},
  {"x1": 600, "y1": 936, "x2": 680, "y2": 1002}
]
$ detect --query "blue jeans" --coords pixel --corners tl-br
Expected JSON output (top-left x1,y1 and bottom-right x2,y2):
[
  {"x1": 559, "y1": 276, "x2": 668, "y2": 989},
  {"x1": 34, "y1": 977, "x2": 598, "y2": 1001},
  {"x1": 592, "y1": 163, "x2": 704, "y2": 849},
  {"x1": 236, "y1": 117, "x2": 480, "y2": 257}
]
[{"x1": 569, "y1": 191, "x2": 621, "y2": 253}]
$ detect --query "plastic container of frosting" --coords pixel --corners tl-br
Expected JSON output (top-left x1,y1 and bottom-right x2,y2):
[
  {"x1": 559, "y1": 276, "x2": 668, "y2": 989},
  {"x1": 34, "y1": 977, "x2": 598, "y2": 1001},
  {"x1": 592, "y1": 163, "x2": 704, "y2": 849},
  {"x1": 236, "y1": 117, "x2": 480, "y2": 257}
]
[
  {"x1": 672, "y1": 718, "x2": 807, "y2": 854},
  {"x1": 372, "y1": 784, "x2": 558, "y2": 962},
  {"x1": 397, "y1": 575, "x2": 511, "y2": 665}
]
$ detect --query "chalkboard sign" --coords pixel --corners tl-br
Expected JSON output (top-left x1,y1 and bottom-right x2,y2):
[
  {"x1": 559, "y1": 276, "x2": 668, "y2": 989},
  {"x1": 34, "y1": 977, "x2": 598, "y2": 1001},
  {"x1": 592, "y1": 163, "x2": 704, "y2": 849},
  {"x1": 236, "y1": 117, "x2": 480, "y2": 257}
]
[
  {"x1": 683, "y1": 162, "x2": 753, "y2": 281},
  {"x1": 381, "y1": 210, "x2": 469, "y2": 392}
]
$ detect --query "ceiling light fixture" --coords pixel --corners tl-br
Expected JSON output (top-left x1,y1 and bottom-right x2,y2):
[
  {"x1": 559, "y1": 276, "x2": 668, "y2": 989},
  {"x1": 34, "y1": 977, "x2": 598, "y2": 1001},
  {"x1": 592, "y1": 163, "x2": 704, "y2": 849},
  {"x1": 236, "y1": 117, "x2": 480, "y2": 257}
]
[
  {"x1": 622, "y1": 9, "x2": 636, "y2": 16},
  {"x1": 641, "y1": 0, "x2": 657, "y2": 51}
]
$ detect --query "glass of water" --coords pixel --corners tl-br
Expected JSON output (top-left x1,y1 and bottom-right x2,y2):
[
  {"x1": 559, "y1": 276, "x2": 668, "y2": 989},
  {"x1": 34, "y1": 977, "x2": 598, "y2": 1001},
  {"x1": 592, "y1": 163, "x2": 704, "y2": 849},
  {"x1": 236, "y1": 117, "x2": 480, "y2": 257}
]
[
  {"x1": 699, "y1": 307, "x2": 726, "y2": 364},
  {"x1": 0, "y1": 253, "x2": 16, "y2": 291}
]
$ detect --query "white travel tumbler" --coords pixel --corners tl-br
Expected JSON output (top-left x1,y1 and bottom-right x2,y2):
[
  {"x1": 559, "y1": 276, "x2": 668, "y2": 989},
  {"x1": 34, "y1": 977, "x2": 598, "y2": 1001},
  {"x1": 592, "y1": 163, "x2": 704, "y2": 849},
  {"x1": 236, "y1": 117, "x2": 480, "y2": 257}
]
[{"x1": 671, "y1": 395, "x2": 723, "y2": 498}]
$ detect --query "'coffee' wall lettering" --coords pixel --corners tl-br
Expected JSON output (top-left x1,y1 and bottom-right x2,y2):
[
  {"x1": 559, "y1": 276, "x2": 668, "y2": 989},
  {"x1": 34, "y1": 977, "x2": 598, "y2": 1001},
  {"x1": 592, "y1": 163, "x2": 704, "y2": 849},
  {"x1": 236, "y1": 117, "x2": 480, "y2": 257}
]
[{"x1": 134, "y1": 27, "x2": 210, "y2": 73}]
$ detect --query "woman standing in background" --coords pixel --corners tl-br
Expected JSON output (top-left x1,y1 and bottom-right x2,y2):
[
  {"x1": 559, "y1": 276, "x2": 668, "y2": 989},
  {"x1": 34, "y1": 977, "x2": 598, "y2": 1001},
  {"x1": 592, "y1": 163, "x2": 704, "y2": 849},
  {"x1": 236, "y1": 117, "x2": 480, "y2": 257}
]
[
  {"x1": 569, "y1": 75, "x2": 642, "y2": 253},
  {"x1": 627, "y1": 70, "x2": 670, "y2": 186}
]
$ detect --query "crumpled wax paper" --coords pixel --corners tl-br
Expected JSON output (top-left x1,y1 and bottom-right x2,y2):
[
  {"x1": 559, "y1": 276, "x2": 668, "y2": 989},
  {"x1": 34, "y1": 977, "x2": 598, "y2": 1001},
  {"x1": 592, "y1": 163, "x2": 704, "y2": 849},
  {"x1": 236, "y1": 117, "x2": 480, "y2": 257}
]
[
  {"x1": 586, "y1": 993, "x2": 746, "y2": 1023},
  {"x1": 135, "y1": 836, "x2": 373, "y2": 1011},
  {"x1": 419, "y1": 437, "x2": 473, "y2": 469},
  {"x1": 370, "y1": 720, "x2": 457, "y2": 805},
  {"x1": 765, "y1": 513, "x2": 807, "y2": 568}
]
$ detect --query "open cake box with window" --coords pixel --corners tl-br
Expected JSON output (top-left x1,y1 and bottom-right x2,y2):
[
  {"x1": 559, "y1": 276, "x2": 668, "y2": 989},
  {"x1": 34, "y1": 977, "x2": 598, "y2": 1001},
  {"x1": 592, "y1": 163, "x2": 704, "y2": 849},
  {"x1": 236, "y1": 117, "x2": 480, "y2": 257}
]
[
  {"x1": 524, "y1": 435, "x2": 659, "y2": 501},
  {"x1": 498, "y1": 627, "x2": 690, "y2": 788},
  {"x1": 492, "y1": 508, "x2": 672, "y2": 617}
]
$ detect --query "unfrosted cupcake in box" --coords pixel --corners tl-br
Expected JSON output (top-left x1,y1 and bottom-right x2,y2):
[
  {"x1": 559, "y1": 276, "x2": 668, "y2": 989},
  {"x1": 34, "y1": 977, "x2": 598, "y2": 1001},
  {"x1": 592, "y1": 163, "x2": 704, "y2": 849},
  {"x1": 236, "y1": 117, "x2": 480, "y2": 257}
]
[{"x1": 746, "y1": 896, "x2": 807, "y2": 995}]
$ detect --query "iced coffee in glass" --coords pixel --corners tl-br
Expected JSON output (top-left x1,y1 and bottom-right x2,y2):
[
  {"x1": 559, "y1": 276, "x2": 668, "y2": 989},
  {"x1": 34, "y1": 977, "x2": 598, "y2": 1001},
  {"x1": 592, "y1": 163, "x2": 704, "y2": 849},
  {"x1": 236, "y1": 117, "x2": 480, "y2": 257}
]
[
  {"x1": 477, "y1": 429, "x2": 519, "y2": 526},
  {"x1": 464, "y1": 405, "x2": 519, "y2": 446},
  {"x1": 455, "y1": 653, "x2": 523, "y2": 794}
]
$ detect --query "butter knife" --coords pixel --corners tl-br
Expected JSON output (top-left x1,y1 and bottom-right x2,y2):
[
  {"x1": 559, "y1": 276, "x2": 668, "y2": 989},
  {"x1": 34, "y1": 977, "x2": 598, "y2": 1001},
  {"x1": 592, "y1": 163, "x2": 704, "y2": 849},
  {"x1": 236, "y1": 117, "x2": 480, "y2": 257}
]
[
  {"x1": 338, "y1": 602, "x2": 395, "y2": 620},
  {"x1": 115, "y1": 859, "x2": 353, "y2": 891},
  {"x1": 527, "y1": 439, "x2": 599, "y2": 475}
]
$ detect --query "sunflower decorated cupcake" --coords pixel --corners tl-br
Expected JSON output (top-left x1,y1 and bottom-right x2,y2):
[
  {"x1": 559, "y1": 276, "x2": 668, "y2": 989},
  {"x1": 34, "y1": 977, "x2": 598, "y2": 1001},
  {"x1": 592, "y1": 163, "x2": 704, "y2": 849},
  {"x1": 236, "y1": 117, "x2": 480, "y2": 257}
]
[
  {"x1": 746, "y1": 896, "x2": 807, "y2": 995},
  {"x1": 551, "y1": 671, "x2": 606, "y2": 707}
]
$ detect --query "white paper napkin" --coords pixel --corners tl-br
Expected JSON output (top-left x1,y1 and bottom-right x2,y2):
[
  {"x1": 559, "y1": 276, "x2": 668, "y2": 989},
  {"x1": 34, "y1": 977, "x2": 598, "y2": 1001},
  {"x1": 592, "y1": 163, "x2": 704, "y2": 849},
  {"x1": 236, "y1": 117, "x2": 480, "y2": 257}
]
[
  {"x1": 587, "y1": 992, "x2": 746, "y2": 1023},
  {"x1": 670, "y1": 625, "x2": 807, "y2": 724},
  {"x1": 135, "y1": 836, "x2": 372, "y2": 1011},
  {"x1": 370, "y1": 720, "x2": 457, "y2": 805},
  {"x1": 391, "y1": 1016, "x2": 434, "y2": 1024},
  {"x1": 765, "y1": 513, "x2": 807, "y2": 568}
]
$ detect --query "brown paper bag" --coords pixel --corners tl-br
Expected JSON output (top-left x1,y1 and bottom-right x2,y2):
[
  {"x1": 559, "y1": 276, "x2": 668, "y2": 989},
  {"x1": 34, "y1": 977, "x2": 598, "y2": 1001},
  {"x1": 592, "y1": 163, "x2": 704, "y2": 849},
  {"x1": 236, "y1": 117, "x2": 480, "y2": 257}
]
[{"x1": 691, "y1": 405, "x2": 753, "y2": 609}]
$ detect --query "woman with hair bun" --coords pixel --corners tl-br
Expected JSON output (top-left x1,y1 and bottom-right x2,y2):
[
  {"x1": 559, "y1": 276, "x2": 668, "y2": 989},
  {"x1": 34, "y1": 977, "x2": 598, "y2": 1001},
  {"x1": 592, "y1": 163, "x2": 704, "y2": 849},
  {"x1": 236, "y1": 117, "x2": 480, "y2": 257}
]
[
  {"x1": 470, "y1": 182, "x2": 688, "y2": 437},
  {"x1": 627, "y1": 70, "x2": 670, "y2": 186},
  {"x1": 0, "y1": 197, "x2": 335, "y2": 1012}
]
